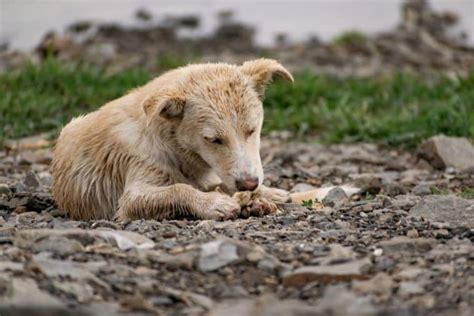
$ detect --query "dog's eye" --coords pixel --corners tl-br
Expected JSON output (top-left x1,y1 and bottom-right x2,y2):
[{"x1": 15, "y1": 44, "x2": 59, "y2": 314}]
[
  {"x1": 205, "y1": 137, "x2": 223, "y2": 145},
  {"x1": 246, "y1": 129, "x2": 256, "y2": 137}
]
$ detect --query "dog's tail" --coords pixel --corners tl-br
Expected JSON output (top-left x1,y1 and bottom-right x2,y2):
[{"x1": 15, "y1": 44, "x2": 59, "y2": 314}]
[{"x1": 290, "y1": 185, "x2": 360, "y2": 205}]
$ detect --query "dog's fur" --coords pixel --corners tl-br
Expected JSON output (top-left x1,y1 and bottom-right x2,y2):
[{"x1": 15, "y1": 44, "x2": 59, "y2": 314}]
[{"x1": 52, "y1": 59, "x2": 294, "y2": 221}]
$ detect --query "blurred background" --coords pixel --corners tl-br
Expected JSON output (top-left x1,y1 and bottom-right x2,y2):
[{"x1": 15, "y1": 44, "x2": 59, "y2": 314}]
[
  {"x1": 2, "y1": 0, "x2": 473, "y2": 50},
  {"x1": 0, "y1": 0, "x2": 473, "y2": 147}
]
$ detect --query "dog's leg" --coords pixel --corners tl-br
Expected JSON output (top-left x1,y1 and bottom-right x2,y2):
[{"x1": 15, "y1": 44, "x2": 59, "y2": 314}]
[
  {"x1": 116, "y1": 183, "x2": 240, "y2": 221},
  {"x1": 257, "y1": 185, "x2": 291, "y2": 204}
]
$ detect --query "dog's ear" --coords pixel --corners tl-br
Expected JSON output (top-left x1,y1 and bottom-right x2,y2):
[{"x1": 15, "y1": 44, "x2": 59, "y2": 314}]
[
  {"x1": 142, "y1": 94, "x2": 186, "y2": 122},
  {"x1": 240, "y1": 59, "x2": 294, "y2": 98}
]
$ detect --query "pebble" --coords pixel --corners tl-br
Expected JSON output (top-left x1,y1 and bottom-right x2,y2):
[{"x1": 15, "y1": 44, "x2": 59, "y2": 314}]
[
  {"x1": 282, "y1": 258, "x2": 372, "y2": 287},
  {"x1": 23, "y1": 171, "x2": 40, "y2": 188},
  {"x1": 198, "y1": 239, "x2": 240, "y2": 272},
  {"x1": 0, "y1": 184, "x2": 11, "y2": 196},
  {"x1": 322, "y1": 187, "x2": 348, "y2": 207},
  {"x1": 398, "y1": 281, "x2": 424, "y2": 296}
]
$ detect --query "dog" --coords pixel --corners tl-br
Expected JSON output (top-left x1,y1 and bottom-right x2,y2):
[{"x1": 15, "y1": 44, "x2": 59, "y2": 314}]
[{"x1": 52, "y1": 59, "x2": 294, "y2": 221}]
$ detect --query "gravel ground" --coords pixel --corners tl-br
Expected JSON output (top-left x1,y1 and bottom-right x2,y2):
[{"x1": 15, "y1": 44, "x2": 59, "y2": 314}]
[{"x1": 0, "y1": 134, "x2": 473, "y2": 316}]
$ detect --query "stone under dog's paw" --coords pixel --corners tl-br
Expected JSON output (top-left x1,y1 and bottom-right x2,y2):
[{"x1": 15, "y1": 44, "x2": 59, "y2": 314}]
[
  {"x1": 258, "y1": 186, "x2": 291, "y2": 204},
  {"x1": 240, "y1": 197, "x2": 279, "y2": 218},
  {"x1": 200, "y1": 193, "x2": 241, "y2": 220}
]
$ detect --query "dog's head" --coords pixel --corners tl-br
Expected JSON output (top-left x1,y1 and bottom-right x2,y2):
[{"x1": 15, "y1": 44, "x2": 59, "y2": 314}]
[{"x1": 142, "y1": 59, "x2": 293, "y2": 193}]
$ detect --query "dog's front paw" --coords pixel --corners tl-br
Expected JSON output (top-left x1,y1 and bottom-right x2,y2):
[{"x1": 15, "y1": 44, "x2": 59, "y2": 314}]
[
  {"x1": 199, "y1": 192, "x2": 241, "y2": 220},
  {"x1": 258, "y1": 185, "x2": 291, "y2": 204}
]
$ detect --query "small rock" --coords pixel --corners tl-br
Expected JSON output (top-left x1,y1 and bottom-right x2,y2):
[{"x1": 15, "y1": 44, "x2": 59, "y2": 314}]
[
  {"x1": 373, "y1": 248, "x2": 383, "y2": 256},
  {"x1": 317, "y1": 285, "x2": 378, "y2": 316},
  {"x1": 246, "y1": 250, "x2": 264, "y2": 262},
  {"x1": 38, "y1": 171, "x2": 53, "y2": 186},
  {"x1": 377, "y1": 236, "x2": 436, "y2": 253},
  {"x1": 0, "y1": 261, "x2": 24, "y2": 272},
  {"x1": 322, "y1": 187, "x2": 348, "y2": 207},
  {"x1": 257, "y1": 259, "x2": 277, "y2": 272},
  {"x1": 434, "y1": 229, "x2": 450, "y2": 238},
  {"x1": 23, "y1": 171, "x2": 40, "y2": 188},
  {"x1": 391, "y1": 194, "x2": 419, "y2": 211},
  {"x1": 352, "y1": 272, "x2": 395, "y2": 299},
  {"x1": 398, "y1": 281, "x2": 424, "y2": 296},
  {"x1": 209, "y1": 294, "x2": 318, "y2": 316},
  {"x1": 0, "y1": 277, "x2": 64, "y2": 309},
  {"x1": 32, "y1": 257, "x2": 96, "y2": 279},
  {"x1": 198, "y1": 239, "x2": 240, "y2": 272},
  {"x1": 149, "y1": 251, "x2": 196, "y2": 270},
  {"x1": 18, "y1": 235, "x2": 84, "y2": 255},
  {"x1": 290, "y1": 183, "x2": 316, "y2": 193},
  {"x1": 419, "y1": 135, "x2": 474, "y2": 170},
  {"x1": 53, "y1": 281, "x2": 95, "y2": 303},
  {"x1": 325, "y1": 243, "x2": 355, "y2": 262},
  {"x1": 350, "y1": 173, "x2": 383, "y2": 194},
  {"x1": 15, "y1": 182, "x2": 28, "y2": 194},
  {"x1": 195, "y1": 220, "x2": 215, "y2": 232},
  {"x1": 395, "y1": 267, "x2": 425, "y2": 280},
  {"x1": 383, "y1": 182, "x2": 408, "y2": 196},
  {"x1": 0, "y1": 184, "x2": 11, "y2": 196},
  {"x1": 412, "y1": 183, "x2": 432, "y2": 196},
  {"x1": 406, "y1": 229, "x2": 419, "y2": 238},
  {"x1": 400, "y1": 169, "x2": 429, "y2": 185},
  {"x1": 15, "y1": 228, "x2": 155, "y2": 250},
  {"x1": 283, "y1": 258, "x2": 372, "y2": 287}
]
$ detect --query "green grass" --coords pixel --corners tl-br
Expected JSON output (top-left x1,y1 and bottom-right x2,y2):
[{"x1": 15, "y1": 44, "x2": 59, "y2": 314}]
[
  {"x1": 430, "y1": 186, "x2": 449, "y2": 195},
  {"x1": 264, "y1": 72, "x2": 474, "y2": 147},
  {"x1": 459, "y1": 188, "x2": 474, "y2": 199},
  {"x1": 0, "y1": 58, "x2": 151, "y2": 142},
  {"x1": 1, "y1": 58, "x2": 473, "y2": 148}
]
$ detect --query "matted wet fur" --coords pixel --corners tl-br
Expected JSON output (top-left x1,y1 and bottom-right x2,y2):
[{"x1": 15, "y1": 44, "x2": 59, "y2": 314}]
[{"x1": 52, "y1": 59, "x2": 294, "y2": 220}]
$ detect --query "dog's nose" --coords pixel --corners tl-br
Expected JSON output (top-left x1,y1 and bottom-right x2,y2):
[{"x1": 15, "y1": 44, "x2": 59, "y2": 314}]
[{"x1": 236, "y1": 177, "x2": 259, "y2": 191}]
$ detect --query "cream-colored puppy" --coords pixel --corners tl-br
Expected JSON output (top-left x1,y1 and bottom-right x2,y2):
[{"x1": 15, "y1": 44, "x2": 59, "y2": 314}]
[{"x1": 52, "y1": 59, "x2": 293, "y2": 221}]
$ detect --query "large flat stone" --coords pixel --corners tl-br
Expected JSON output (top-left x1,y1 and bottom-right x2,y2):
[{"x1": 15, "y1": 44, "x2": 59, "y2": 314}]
[
  {"x1": 282, "y1": 258, "x2": 371, "y2": 287},
  {"x1": 0, "y1": 278, "x2": 64, "y2": 310},
  {"x1": 419, "y1": 135, "x2": 474, "y2": 170},
  {"x1": 410, "y1": 195, "x2": 474, "y2": 227}
]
